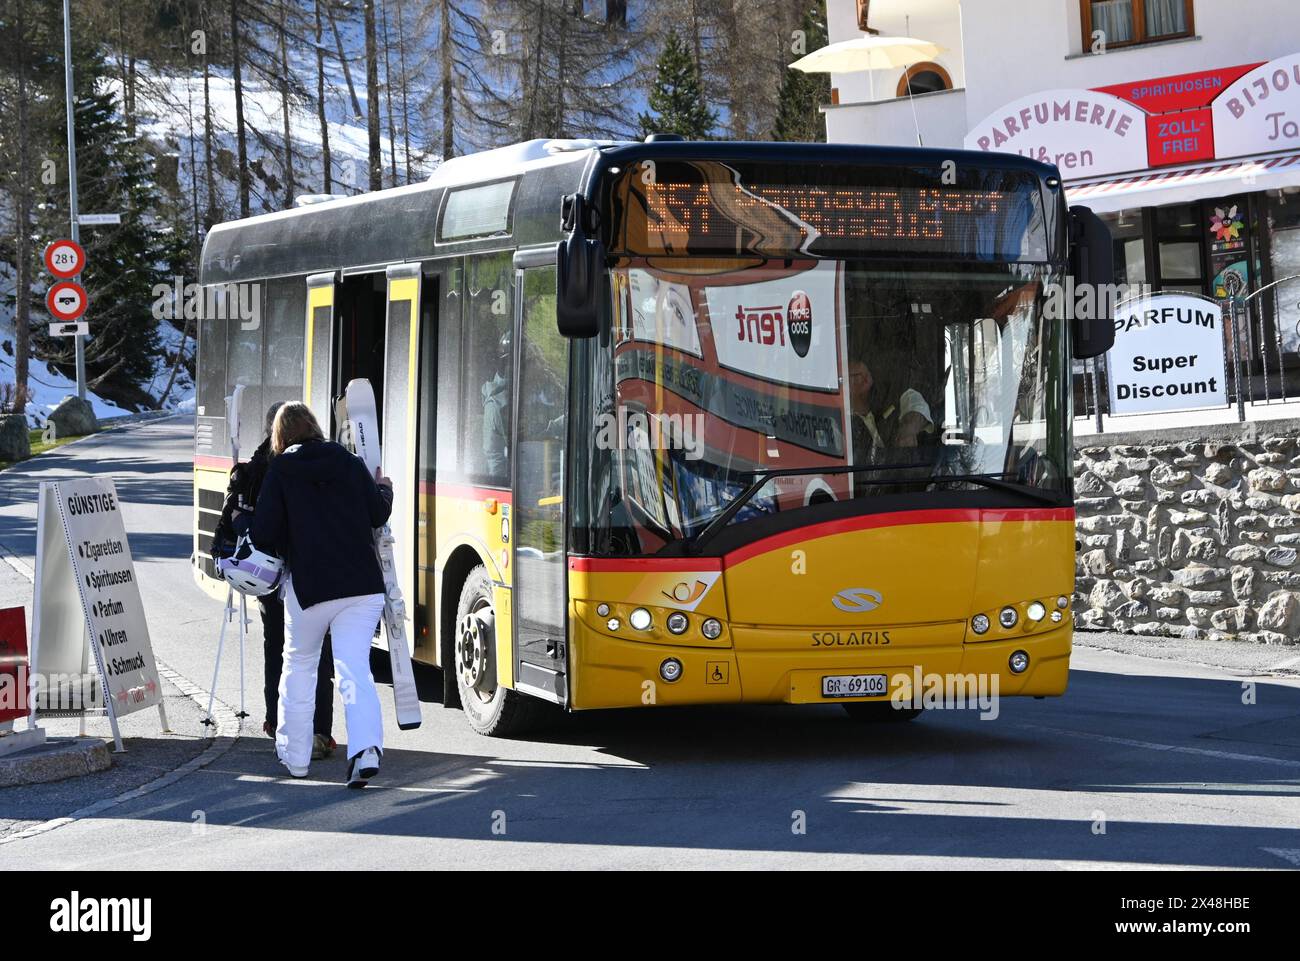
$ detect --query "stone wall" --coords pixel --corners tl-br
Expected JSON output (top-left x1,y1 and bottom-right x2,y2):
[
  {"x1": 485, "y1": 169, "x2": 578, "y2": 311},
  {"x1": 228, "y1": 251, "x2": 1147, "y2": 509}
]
[{"x1": 1072, "y1": 420, "x2": 1300, "y2": 645}]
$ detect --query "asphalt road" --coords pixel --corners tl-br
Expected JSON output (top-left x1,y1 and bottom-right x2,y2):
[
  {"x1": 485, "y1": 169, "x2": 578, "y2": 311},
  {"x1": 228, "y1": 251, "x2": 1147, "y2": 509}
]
[{"x1": 1, "y1": 418, "x2": 1298, "y2": 869}]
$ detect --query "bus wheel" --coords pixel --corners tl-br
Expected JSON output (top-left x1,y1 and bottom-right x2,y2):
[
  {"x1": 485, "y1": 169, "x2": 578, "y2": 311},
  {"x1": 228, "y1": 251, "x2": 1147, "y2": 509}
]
[
  {"x1": 454, "y1": 566, "x2": 542, "y2": 737},
  {"x1": 841, "y1": 702, "x2": 922, "y2": 722}
]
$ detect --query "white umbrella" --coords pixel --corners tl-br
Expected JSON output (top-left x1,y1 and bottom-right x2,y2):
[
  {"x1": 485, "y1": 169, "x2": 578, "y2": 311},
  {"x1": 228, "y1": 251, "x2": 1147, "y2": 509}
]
[
  {"x1": 789, "y1": 36, "x2": 947, "y2": 146},
  {"x1": 789, "y1": 36, "x2": 946, "y2": 74}
]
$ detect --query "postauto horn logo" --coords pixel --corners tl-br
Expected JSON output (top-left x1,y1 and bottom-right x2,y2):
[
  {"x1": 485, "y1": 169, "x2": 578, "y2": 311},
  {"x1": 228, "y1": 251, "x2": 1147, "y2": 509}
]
[
  {"x1": 832, "y1": 588, "x2": 883, "y2": 613},
  {"x1": 787, "y1": 290, "x2": 812, "y2": 358}
]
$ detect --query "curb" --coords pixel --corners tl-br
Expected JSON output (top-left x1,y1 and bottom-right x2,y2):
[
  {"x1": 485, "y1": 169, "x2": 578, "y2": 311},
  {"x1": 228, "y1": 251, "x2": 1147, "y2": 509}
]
[{"x1": 0, "y1": 738, "x2": 112, "y2": 788}]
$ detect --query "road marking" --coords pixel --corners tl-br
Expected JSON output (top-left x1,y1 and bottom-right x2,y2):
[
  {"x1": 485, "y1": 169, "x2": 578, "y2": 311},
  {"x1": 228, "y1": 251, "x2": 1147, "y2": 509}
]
[{"x1": 1015, "y1": 724, "x2": 1300, "y2": 769}]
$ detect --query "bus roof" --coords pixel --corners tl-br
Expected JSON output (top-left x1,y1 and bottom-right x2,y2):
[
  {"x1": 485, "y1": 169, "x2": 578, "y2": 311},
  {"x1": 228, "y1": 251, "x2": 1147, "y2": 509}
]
[{"x1": 200, "y1": 138, "x2": 1064, "y2": 285}]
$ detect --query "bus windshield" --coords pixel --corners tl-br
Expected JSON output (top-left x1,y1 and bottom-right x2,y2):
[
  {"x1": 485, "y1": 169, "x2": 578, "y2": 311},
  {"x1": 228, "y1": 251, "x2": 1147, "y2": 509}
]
[{"x1": 577, "y1": 258, "x2": 1069, "y2": 557}]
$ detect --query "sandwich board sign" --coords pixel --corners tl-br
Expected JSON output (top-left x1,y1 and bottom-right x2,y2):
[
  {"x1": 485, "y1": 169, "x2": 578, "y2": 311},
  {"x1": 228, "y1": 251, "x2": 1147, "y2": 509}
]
[{"x1": 29, "y1": 477, "x2": 166, "y2": 751}]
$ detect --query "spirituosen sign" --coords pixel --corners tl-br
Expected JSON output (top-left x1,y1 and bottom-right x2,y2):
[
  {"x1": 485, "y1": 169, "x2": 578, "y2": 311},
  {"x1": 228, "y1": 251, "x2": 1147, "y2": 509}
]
[
  {"x1": 30, "y1": 477, "x2": 165, "y2": 750},
  {"x1": 1106, "y1": 294, "x2": 1228, "y2": 415}
]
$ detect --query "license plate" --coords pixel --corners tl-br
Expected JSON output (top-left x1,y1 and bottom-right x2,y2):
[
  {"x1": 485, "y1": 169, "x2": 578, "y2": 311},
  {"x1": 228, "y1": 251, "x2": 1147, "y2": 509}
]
[{"x1": 821, "y1": 674, "x2": 888, "y2": 698}]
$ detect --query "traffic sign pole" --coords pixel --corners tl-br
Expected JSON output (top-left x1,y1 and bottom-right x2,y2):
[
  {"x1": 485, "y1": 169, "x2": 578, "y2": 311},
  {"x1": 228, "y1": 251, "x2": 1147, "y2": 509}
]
[{"x1": 63, "y1": 0, "x2": 85, "y2": 401}]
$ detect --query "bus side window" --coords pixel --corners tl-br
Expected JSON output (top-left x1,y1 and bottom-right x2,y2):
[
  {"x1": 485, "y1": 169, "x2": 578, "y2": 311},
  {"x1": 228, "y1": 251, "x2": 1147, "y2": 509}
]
[
  {"x1": 461, "y1": 251, "x2": 514, "y2": 486},
  {"x1": 197, "y1": 287, "x2": 229, "y2": 453},
  {"x1": 226, "y1": 283, "x2": 266, "y2": 455}
]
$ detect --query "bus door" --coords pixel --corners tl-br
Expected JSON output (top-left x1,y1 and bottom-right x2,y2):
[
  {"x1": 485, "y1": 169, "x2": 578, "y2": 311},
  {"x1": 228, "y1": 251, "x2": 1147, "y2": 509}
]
[
  {"x1": 510, "y1": 254, "x2": 569, "y2": 704},
  {"x1": 304, "y1": 272, "x2": 337, "y2": 421},
  {"x1": 379, "y1": 264, "x2": 422, "y2": 656}
]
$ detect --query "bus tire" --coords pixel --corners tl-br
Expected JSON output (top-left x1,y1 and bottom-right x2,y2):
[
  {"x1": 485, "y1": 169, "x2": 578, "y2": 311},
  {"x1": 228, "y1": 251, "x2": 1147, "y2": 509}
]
[
  {"x1": 454, "y1": 565, "x2": 544, "y2": 737},
  {"x1": 841, "y1": 702, "x2": 922, "y2": 722}
]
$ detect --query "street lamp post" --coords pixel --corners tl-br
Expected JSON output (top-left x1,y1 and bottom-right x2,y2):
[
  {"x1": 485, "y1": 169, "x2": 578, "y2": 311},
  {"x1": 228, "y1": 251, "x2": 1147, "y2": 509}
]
[{"x1": 62, "y1": 0, "x2": 86, "y2": 401}]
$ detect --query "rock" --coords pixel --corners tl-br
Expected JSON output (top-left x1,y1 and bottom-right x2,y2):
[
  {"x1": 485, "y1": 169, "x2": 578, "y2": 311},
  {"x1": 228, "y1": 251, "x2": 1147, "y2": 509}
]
[
  {"x1": 1255, "y1": 452, "x2": 1286, "y2": 465},
  {"x1": 1241, "y1": 531, "x2": 1269, "y2": 544},
  {"x1": 1080, "y1": 549, "x2": 1111, "y2": 577},
  {"x1": 47, "y1": 395, "x2": 97, "y2": 438},
  {"x1": 1265, "y1": 547, "x2": 1298, "y2": 567},
  {"x1": 1249, "y1": 467, "x2": 1287, "y2": 493},
  {"x1": 0, "y1": 414, "x2": 29, "y2": 462},
  {"x1": 1075, "y1": 471, "x2": 1106, "y2": 494},
  {"x1": 1245, "y1": 495, "x2": 1279, "y2": 510},
  {"x1": 1267, "y1": 514, "x2": 1297, "y2": 529},
  {"x1": 1281, "y1": 494, "x2": 1300, "y2": 513},
  {"x1": 1186, "y1": 607, "x2": 1211, "y2": 626},
  {"x1": 1171, "y1": 509, "x2": 1210, "y2": 525},
  {"x1": 1172, "y1": 566, "x2": 1229, "y2": 588},
  {"x1": 1258, "y1": 592, "x2": 1300, "y2": 634},
  {"x1": 1112, "y1": 475, "x2": 1146, "y2": 497},
  {"x1": 1150, "y1": 464, "x2": 1191, "y2": 487},
  {"x1": 1124, "y1": 456, "x2": 1159, "y2": 473},
  {"x1": 1075, "y1": 496, "x2": 1115, "y2": 513},
  {"x1": 1089, "y1": 580, "x2": 1124, "y2": 609},
  {"x1": 1226, "y1": 544, "x2": 1264, "y2": 563},
  {"x1": 1184, "y1": 589, "x2": 1227, "y2": 605},
  {"x1": 1264, "y1": 437, "x2": 1296, "y2": 453},
  {"x1": 1113, "y1": 600, "x2": 1150, "y2": 620},
  {"x1": 1093, "y1": 459, "x2": 1132, "y2": 481},
  {"x1": 1078, "y1": 514, "x2": 1122, "y2": 533},
  {"x1": 1234, "y1": 514, "x2": 1265, "y2": 529},
  {"x1": 1181, "y1": 490, "x2": 1218, "y2": 507},
  {"x1": 1231, "y1": 567, "x2": 1257, "y2": 603},
  {"x1": 1156, "y1": 607, "x2": 1183, "y2": 622},
  {"x1": 1275, "y1": 534, "x2": 1300, "y2": 546},
  {"x1": 1210, "y1": 606, "x2": 1251, "y2": 632},
  {"x1": 1150, "y1": 586, "x2": 1184, "y2": 605},
  {"x1": 1172, "y1": 529, "x2": 1218, "y2": 563},
  {"x1": 1203, "y1": 462, "x2": 1234, "y2": 486}
]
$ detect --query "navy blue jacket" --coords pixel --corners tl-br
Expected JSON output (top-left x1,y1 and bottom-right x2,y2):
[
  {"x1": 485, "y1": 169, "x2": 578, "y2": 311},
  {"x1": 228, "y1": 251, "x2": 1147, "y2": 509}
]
[{"x1": 251, "y1": 439, "x2": 393, "y2": 609}]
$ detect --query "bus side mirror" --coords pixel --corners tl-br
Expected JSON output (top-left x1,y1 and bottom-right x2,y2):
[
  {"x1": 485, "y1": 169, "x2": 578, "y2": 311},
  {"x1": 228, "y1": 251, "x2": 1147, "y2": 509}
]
[
  {"x1": 1068, "y1": 205, "x2": 1115, "y2": 360},
  {"x1": 557, "y1": 194, "x2": 604, "y2": 339}
]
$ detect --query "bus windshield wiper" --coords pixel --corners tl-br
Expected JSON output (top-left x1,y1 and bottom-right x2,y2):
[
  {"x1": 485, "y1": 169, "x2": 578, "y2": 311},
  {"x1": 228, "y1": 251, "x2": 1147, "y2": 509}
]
[
  {"x1": 928, "y1": 472, "x2": 1063, "y2": 506},
  {"x1": 684, "y1": 463, "x2": 928, "y2": 554}
]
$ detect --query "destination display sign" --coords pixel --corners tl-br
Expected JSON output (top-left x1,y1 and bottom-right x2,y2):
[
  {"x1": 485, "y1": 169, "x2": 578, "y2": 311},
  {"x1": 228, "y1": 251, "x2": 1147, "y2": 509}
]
[{"x1": 612, "y1": 161, "x2": 1047, "y2": 261}]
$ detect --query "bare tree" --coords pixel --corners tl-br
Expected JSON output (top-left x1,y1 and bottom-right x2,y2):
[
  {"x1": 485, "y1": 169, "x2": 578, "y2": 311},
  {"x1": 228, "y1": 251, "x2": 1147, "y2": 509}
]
[
  {"x1": 364, "y1": 0, "x2": 382, "y2": 190},
  {"x1": 315, "y1": 0, "x2": 332, "y2": 192},
  {"x1": 232, "y1": 0, "x2": 251, "y2": 216}
]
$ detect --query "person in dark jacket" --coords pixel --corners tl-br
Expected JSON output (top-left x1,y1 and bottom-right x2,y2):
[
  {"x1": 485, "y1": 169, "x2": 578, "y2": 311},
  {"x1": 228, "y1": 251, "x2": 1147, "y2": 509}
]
[
  {"x1": 214, "y1": 403, "x2": 336, "y2": 759},
  {"x1": 252, "y1": 402, "x2": 393, "y2": 786}
]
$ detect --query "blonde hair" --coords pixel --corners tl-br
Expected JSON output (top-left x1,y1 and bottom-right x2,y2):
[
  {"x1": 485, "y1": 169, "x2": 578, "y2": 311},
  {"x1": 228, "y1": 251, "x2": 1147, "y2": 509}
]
[{"x1": 271, "y1": 402, "x2": 325, "y2": 455}]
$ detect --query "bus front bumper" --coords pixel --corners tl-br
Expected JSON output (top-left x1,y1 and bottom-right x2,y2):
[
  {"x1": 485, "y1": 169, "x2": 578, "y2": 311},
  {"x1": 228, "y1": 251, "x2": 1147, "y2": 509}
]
[{"x1": 566, "y1": 619, "x2": 1072, "y2": 710}]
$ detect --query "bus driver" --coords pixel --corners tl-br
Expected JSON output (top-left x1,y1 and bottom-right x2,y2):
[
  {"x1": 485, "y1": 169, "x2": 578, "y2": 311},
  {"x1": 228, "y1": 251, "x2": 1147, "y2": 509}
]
[{"x1": 848, "y1": 357, "x2": 934, "y2": 464}]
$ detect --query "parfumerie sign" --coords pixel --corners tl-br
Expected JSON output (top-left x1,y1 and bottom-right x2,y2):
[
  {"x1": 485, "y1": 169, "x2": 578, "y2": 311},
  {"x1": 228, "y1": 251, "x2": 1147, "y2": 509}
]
[
  {"x1": 1106, "y1": 294, "x2": 1227, "y2": 415},
  {"x1": 30, "y1": 476, "x2": 164, "y2": 750}
]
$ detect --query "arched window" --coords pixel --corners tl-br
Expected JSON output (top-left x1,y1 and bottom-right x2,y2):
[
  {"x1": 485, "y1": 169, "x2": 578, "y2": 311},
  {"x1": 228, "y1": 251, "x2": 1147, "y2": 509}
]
[{"x1": 896, "y1": 62, "x2": 952, "y2": 97}]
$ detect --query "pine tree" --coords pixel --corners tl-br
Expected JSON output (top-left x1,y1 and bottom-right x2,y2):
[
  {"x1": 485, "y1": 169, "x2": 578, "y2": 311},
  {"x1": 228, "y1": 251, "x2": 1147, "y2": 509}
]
[
  {"x1": 32, "y1": 44, "x2": 167, "y2": 407},
  {"x1": 772, "y1": 3, "x2": 830, "y2": 142},
  {"x1": 638, "y1": 28, "x2": 715, "y2": 140}
]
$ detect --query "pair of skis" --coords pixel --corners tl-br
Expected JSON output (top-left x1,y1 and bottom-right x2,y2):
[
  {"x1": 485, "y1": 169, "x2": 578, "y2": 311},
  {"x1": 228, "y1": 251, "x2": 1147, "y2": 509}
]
[{"x1": 339, "y1": 379, "x2": 422, "y2": 731}]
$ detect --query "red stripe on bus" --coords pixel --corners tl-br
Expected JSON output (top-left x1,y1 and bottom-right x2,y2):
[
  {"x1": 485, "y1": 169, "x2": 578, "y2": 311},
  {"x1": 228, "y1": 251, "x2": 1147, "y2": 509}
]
[
  {"x1": 195, "y1": 455, "x2": 234, "y2": 470},
  {"x1": 421, "y1": 482, "x2": 512, "y2": 505},
  {"x1": 569, "y1": 556, "x2": 724, "y2": 573},
  {"x1": 568, "y1": 507, "x2": 1074, "y2": 573},
  {"x1": 723, "y1": 507, "x2": 1075, "y2": 566}
]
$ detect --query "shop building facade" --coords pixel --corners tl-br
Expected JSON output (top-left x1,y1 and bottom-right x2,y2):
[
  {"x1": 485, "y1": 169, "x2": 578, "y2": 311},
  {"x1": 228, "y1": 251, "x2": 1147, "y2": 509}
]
[{"x1": 826, "y1": 0, "x2": 1300, "y2": 426}]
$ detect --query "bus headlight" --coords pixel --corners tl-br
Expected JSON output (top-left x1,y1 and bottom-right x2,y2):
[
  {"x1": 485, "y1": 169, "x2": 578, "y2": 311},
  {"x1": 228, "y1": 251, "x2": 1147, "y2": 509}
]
[
  {"x1": 971, "y1": 614, "x2": 990, "y2": 635},
  {"x1": 999, "y1": 606, "x2": 1018, "y2": 629},
  {"x1": 596, "y1": 603, "x2": 610, "y2": 617},
  {"x1": 659, "y1": 658, "x2": 683, "y2": 682},
  {"x1": 1027, "y1": 601, "x2": 1046, "y2": 622},
  {"x1": 701, "y1": 618, "x2": 723, "y2": 640},
  {"x1": 1051, "y1": 610, "x2": 1063, "y2": 623},
  {"x1": 1057, "y1": 595, "x2": 1070, "y2": 609},
  {"x1": 666, "y1": 612, "x2": 689, "y2": 635},
  {"x1": 1009, "y1": 650, "x2": 1030, "y2": 674},
  {"x1": 606, "y1": 617, "x2": 621, "y2": 632},
  {"x1": 629, "y1": 608, "x2": 652, "y2": 631}
]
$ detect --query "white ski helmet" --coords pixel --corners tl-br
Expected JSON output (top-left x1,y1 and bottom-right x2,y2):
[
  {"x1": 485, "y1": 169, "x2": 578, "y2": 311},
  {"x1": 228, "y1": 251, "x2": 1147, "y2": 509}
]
[{"x1": 217, "y1": 534, "x2": 284, "y2": 597}]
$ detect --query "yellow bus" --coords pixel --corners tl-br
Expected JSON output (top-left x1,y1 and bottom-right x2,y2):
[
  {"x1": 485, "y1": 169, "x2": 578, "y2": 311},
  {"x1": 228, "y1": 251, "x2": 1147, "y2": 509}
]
[{"x1": 193, "y1": 137, "x2": 1114, "y2": 735}]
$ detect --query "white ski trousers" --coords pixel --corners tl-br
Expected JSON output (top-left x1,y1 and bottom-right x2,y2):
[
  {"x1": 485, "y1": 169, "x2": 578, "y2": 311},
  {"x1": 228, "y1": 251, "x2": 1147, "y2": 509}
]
[{"x1": 278, "y1": 577, "x2": 385, "y2": 770}]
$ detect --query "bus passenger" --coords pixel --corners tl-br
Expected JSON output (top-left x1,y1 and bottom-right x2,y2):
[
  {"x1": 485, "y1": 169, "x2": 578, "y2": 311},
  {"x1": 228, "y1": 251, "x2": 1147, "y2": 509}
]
[
  {"x1": 482, "y1": 330, "x2": 511, "y2": 475},
  {"x1": 252, "y1": 402, "x2": 394, "y2": 787},
  {"x1": 221, "y1": 402, "x2": 337, "y2": 760}
]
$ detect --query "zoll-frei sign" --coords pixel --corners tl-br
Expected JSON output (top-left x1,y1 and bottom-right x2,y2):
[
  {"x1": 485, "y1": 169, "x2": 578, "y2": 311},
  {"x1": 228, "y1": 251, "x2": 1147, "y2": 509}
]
[{"x1": 1106, "y1": 294, "x2": 1228, "y2": 415}]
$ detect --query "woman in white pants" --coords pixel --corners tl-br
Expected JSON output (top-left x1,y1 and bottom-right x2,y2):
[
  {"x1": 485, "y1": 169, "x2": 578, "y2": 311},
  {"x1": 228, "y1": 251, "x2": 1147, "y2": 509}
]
[{"x1": 252, "y1": 402, "x2": 394, "y2": 787}]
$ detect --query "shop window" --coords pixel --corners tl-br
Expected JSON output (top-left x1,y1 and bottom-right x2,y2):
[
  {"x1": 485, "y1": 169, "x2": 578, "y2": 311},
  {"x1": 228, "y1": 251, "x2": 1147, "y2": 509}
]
[
  {"x1": 1081, "y1": 0, "x2": 1193, "y2": 51},
  {"x1": 1099, "y1": 210, "x2": 1147, "y2": 286},
  {"x1": 1153, "y1": 203, "x2": 1205, "y2": 293},
  {"x1": 1266, "y1": 190, "x2": 1300, "y2": 355},
  {"x1": 896, "y1": 62, "x2": 952, "y2": 97}
]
